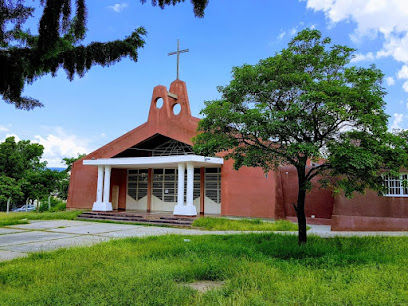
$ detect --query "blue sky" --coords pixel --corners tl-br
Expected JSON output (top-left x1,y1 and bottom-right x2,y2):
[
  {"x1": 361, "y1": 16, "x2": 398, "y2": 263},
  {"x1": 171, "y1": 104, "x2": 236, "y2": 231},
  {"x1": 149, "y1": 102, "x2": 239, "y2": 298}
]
[{"x1": 1, "y1": 0, "x2": 407, "y2": 167}]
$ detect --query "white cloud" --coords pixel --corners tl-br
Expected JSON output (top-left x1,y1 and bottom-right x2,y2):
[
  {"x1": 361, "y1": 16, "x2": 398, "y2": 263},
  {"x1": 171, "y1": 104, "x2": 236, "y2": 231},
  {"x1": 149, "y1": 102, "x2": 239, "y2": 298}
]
[
  {"x1": 402, "y1": 81, "x2": 408, "y2": 93},
  {"x1": 277, "y1": 31, "x2": 286, "y2": 40},
  {"x1": 303, "y1": 0, "x2": 408, "y2": 93},
  {"x1": 276, "y1": 22, "x2": 316, "y2": 42},
  {"x1": 350, "y1": 52, "x2": 375, "y2": 63},
  {"x1": 0, "y1": 125, "x2": 9, "y2": 132},
  {"x1": 1, "y1": 134, "x2": 20, "y2": 142},
  {"x1": 390, "y1": 113, "x2": 405, "y2": 130},
  {"x1": 304, "y1": 0, "x2": 408, "y2": 37},
  {"x1": 376, "y1": 33, "x2": 408, "y2": 63},
  {"x1": 385, "y1": 76, "x2": 395, "y2": 86},
  {"x1": 32, "y1": 128, "x2": 90, "y2": 167},
  {"x1": 0, "y1": 128, "x2": 95, "y2": 167},
  {"x1": 108, "y1": 3, "x2": 128, "y2": 13},
  {"x1": 397, "y1": 65, "x2": 408, "y2": 79}
]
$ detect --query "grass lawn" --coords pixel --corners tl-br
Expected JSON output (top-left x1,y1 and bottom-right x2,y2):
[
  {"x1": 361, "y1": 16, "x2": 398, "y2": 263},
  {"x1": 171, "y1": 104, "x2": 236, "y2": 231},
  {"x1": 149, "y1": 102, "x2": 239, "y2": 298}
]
[
  {"x1": 192, "y1": 217, "x2": 301, "y2": 231},
  {"x1": 0, "y1": 211, "x2": 84, "y2": 227},
  {"x1": 0, "y1": 234, "x2": 407, "y2": 305}
]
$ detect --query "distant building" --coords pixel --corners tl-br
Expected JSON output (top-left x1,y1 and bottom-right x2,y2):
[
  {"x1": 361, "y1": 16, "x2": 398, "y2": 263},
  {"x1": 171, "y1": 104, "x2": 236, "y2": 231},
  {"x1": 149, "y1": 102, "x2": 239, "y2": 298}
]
[{"x1": 67, "y1": 80, "x2": 408, "y2": 231}]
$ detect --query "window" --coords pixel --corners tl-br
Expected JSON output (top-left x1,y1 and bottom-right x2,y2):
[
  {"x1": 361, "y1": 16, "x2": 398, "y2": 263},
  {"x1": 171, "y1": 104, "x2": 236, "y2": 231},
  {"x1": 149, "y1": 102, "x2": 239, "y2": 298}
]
[
  {"x1": 205, "y1": 168, "x2": 221, "y2": 204},
  {"x1": 383, "y1": 174, "x2": 408, "y2": 197},
  {"x1": 153, "y1": 169, "x2": 175, "y2": 201},
  {"x1": 128, "y1": 169, "x2": 148, "y2": 200},
  {"x1": 152, "y1": 168, "x2": 201, "y2": 202}
]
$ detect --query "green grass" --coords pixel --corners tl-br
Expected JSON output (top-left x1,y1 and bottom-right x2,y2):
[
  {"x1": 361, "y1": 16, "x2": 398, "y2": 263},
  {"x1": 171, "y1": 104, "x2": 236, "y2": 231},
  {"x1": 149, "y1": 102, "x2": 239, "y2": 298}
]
[
  {"x1": 1, "y1": 234, "x2": 407, "y2": 305},
  {"x1": 0, "y1": 210, "x2": 84, "y2": 227},
  {"x1": 192, "y1": 217, "x2": 301, "y2": 231}
]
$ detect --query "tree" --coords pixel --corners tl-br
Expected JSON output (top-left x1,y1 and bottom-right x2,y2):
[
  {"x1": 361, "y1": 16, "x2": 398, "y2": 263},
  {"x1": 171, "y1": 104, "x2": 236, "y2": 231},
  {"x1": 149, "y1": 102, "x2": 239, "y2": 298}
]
[
  {"x1": 0, "y1": 136, "x2": 44, "y2": 179},
  {"x1": 22, "y1": 168, "x2": 65, "y2": 202},
  {"x1": 0, "y1": 175, "x2": 23, "y2": 210},
  {"x1": 193, "y1": 29, "x2": 408, "y2": 244},
  {"x1": 1, "y1": 0, "x2": 208, "y2": 110},
  {"x1": 0, "y1": 136, "x2": 64, "y2": 208},
  {"x1": 62, "y1": 154, "x2": 86, "y2": 173}
]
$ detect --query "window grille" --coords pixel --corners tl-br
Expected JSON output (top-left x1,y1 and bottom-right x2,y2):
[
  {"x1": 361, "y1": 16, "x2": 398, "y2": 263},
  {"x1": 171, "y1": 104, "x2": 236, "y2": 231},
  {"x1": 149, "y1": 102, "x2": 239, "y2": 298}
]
[
  {"x1": 205, "y1": 168, "x2": 221, "y2": 204},
  {"x1": 127, "y1": 169, "x2": 148, "y2": 201},
  {"x1": 152, "y1": 168, "x2": 201, "y2": 202},
  {"x1": 383, "y1": 174, "x2": 408, "y2": 197},
  {"x1": 152, "y1": 139, "x2": 194, "y2": 156}
]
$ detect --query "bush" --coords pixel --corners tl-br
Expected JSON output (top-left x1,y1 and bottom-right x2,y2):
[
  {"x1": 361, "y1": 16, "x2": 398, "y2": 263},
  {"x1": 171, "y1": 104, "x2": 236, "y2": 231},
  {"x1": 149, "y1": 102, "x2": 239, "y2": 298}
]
[
  {"x1": 50, "y1": 201, "x2": 66, "y2": 212},
  {"x1": 39, "y1": 197, "x2": 66, "y2": 212}
]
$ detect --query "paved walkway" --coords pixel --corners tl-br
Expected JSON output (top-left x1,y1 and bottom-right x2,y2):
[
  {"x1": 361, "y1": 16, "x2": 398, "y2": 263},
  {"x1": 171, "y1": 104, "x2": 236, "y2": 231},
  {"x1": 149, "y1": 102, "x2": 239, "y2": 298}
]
[{"x1": 0, "y1": 220, "x2": 407, "y2": 261}]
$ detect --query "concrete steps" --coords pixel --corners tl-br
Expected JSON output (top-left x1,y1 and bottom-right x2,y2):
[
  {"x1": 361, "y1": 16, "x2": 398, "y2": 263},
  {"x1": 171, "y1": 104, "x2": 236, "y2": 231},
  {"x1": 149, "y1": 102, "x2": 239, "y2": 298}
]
[{"x1": 77, "y1": 211, "x2": 195, "y2": 227}]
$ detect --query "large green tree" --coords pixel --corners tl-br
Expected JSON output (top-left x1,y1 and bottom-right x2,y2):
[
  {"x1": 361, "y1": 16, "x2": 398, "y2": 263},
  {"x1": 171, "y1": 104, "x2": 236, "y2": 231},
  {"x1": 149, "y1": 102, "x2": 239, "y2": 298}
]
[
  {"x1": 0, "y1": 136, "x2": 44, "y2": 178},
  {"x1": 193, "y1": 29, "x2": 408, "y2": 244},
  {"x1": 1, "y1": 0, "x2": 208, "y2": 109},
  {"x1": 0, "y1": 136, "x2": 64, "y2": 209}
]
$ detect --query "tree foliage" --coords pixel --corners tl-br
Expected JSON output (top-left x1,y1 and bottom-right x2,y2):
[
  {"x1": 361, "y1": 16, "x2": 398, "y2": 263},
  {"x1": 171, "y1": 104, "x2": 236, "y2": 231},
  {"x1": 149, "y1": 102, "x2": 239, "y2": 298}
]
[
  {"x1": 0, "y1": 136, "x2": 64, "y2": 209},
  {"x1": 0, "y1": 136, "x2": 44, "y2": 178},
  {"x1": 1, "y1": 0, "x2": 208, "y2": 110},
  {"x1": 62, "y1": 153, "x2": 86, "y2": 173},
  {"x1": 0, "y1": 175, "x2": 23, "y2": 206},
  {"x1": 193, "y1": 29, "x2": 408, "y2": 244}
]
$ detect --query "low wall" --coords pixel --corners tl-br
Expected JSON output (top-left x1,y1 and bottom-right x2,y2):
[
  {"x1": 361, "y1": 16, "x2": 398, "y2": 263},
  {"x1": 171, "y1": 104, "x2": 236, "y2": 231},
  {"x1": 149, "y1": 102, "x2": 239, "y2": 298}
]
[{"x1": 332, "y1": 191, "x2": 408, "y2": 231}]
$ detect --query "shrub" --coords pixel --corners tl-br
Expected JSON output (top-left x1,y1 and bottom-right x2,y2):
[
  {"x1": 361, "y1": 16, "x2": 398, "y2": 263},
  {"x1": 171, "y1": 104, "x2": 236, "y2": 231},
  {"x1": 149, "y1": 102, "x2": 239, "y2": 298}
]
[
  {"x1": 39, "y1": 197, "x2": 67, "y2": 212},
  {"x1": 50, "y1": 201, "x2": 66, "y2": 212}
]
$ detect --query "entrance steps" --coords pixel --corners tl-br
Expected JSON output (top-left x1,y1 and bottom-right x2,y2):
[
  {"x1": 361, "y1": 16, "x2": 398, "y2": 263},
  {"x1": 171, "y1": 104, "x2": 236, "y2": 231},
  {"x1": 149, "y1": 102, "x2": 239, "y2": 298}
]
[{"x1": 77, "y1": 211, "x2": 195, "y2": 227}]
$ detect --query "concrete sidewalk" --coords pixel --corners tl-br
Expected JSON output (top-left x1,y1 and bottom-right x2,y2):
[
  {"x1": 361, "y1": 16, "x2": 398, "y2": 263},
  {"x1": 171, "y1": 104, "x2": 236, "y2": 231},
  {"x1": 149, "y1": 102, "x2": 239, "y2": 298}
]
[{"x1": 0, "y1": 220, "x2": 407, "y2": 261}]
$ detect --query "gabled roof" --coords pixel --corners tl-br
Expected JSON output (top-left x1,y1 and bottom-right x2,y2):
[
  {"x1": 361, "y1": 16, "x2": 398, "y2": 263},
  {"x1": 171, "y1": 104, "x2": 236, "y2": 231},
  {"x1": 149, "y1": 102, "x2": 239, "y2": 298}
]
[{"x1": 77, "y1": 80, "x2": 200, "y2": 163}]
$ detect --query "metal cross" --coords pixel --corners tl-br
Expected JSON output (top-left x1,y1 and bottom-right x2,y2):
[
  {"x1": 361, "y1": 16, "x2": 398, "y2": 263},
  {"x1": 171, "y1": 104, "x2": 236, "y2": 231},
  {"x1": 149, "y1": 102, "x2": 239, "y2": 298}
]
[{"x1": 168, "y1": 39, "x2": 189, "y2": 80}]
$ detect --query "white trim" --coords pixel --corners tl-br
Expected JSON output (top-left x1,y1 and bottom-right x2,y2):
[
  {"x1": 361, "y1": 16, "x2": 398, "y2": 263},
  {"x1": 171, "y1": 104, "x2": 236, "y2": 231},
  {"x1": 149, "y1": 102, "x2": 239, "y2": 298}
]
[
  {"x1": 186, "y1": 162, "x2": 194, "y2": 206},
  {"x1": 177, "y1": 163, "x2": 185, "y2": 206},
  {"x1": 383, "y1": 173, "x2": 408, "y2": 197},
  {"x1": 173, "y1": 204, "x2": 196, "y2": 216},
  {"x1": 92, "y1": 201, "x2": 113, "y2": 211},
  {"x1": 83, "y1": 155, "x2": 223, "y2": 169},
  {"x1": 96, "y1": 166, "x2": 104, "y2": 203}
]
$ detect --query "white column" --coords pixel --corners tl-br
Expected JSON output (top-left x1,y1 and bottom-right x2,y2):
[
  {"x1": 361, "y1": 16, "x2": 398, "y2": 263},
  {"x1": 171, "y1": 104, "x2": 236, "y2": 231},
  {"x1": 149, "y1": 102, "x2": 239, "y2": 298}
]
[
  {"x1": 186, "y1": 162, "x2": 194, "y2": 206},
  {"x1": 103, "y1": 165, "x2": 112, "y2": 204},
  {"x1": 92, "y1": 165, "x2": 113, "y2": 211},
  {"x1": 177, "y1": 163, "x2": 185, "y2": 206},
  {"x1": 173, "y1": 163, "x2": 197, "y2": 216},
  {"x1": 96, "y1": 166, "x2": 104, "y2": 203}
]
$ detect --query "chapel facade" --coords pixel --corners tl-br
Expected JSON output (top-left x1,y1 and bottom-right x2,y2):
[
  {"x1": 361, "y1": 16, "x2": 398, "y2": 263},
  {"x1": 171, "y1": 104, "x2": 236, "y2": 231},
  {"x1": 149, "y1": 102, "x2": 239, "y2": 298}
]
[{"x1": 67, "y1": 80, "x2": 408, "y2": 231}]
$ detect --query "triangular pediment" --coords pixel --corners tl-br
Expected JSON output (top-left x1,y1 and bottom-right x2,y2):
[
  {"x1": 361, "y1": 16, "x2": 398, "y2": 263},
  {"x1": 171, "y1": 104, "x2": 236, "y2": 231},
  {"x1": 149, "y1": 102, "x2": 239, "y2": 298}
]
[{"x1": 113, "y1": 134, "x2": 193, "y2": 158}]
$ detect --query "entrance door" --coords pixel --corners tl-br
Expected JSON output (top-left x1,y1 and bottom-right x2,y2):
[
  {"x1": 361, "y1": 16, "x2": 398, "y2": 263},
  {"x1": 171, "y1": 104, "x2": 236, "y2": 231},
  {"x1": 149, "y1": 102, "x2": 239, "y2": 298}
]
[{"x1": 112, "y1": 185, "x2": 119, "y2": 210}]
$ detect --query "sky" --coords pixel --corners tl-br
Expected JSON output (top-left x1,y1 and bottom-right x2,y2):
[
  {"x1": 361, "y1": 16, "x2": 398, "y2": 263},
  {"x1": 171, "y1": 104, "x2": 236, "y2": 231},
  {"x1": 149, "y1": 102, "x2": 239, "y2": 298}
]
[{"x1": 1, "y1": 0, "x2": 408, "y2": 167}]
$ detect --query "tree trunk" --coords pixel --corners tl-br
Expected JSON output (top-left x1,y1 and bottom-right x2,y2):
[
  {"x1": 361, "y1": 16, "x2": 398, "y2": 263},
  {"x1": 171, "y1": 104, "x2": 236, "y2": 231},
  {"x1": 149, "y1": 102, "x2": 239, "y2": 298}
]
[{"x1": 295, "y1": 165, "x2": 307, "y2": 245}]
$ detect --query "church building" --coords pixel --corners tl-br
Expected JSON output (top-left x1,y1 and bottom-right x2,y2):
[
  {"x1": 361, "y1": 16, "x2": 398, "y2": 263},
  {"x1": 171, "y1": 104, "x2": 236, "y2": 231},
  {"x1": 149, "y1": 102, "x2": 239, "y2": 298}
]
[{"x1": 67, "y1": 80, "x2": 408, "y2": 231}]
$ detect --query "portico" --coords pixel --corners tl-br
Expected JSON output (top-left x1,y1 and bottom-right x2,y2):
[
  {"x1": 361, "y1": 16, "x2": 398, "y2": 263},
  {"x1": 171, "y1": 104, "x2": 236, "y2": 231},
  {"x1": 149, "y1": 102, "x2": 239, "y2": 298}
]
[{"x1": 83, "y1": 155, "x2": 223, "y2": 216}]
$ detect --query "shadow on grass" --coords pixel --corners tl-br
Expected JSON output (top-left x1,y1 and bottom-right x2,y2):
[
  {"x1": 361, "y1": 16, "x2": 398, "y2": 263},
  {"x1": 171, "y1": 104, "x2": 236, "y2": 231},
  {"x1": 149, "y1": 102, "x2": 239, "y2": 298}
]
[{"x1": 125, "y1": 234, "x2": 402, "y2": 267}]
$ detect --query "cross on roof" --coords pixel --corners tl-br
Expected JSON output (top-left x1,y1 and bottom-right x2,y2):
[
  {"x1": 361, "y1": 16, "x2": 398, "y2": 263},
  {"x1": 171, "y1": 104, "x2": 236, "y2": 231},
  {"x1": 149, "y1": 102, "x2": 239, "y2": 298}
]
[{"x1": 168, "y1": 39, "x2": 189, "y2": 80}]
